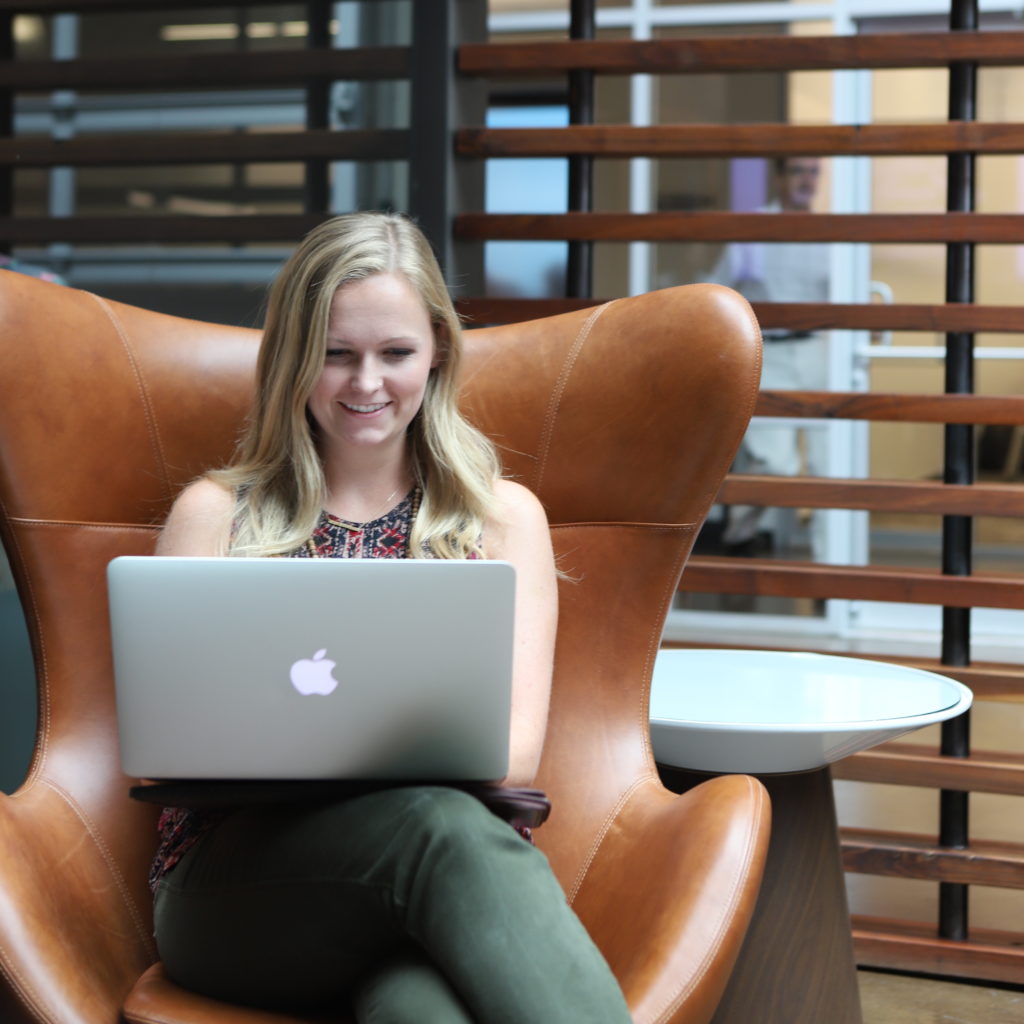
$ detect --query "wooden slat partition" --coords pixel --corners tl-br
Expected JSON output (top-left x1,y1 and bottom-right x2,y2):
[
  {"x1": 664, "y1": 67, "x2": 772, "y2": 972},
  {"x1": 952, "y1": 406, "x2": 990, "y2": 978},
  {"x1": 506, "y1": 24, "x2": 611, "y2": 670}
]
[
  {"x1": 841, "y1": 828, "x2": 1024, "y2": 888},
  {"x1": 459, "y1": 32, "x2": 1024, "y2": 75},
  {"x1": 458, "y1": 122, "x2": 1024, "y2": 158},
  {"x1": 455, "y1": 211, "x2": 1024, "y2": 243},
  {"x1": 0, "y1": 0, "x2": 243, "y2": 9},
  {"x1": 452, "y1": 18, "x2": 1024, "y2": 983},
  {"x1": 680, "y1": 556, "x2": 1024, "y2": 609},
  {"x1": 753, "y1": 390, "x2": 1024, "y2": 423},
  {"x1": 716, "y1": 475, "x2": 1024, "y2": 517},
  {"x1": 0, "y1": 47, "x2": 409, "y2": 90},
  {"x1": 752, "y1": 303, "x2": 1024, "y2": 332},
  {"x1": 457, "y1": 297, "x2": 1024, "y2": 332},
  {"x1": 0, "y1": 129, "x2": 409, "y2": 167},
  {"x1": 853, "y1": 919, "x2": 1024, "y2": 984},
  {"x1": 833, "y1": 742, "x2": 1024, "y2": 795},
  {"x1": 0, "y1": 214, "x2": 325, "y2": 244}
]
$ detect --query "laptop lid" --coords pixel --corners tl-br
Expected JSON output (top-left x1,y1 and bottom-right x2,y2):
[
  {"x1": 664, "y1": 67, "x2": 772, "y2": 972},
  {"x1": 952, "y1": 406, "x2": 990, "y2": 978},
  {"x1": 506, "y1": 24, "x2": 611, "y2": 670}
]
[{"x1": 107, "y1": 556, "x2": 515, "y2": 782}]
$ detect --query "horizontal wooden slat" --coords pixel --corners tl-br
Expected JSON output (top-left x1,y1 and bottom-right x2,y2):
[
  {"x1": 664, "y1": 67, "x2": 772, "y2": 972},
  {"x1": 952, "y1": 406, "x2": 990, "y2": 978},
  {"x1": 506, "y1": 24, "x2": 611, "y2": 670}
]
[
  {"x1": 459, "y1": 32, "x2": 1024, "y2": 76},
  {"x1": 0, "y1": 47, "x2": 408, "y2": 91},
  {"x1": 833, "y1": 742, "x2": 1024, "y2": 795},
  {"x1": 660, "y1": 642, "x2": 1024, "y2": 701},
  {"x1": 853, "y1": 917, "x2": 1024, "y2": 985},
  {"x1": 457, "y1": 297, "x2": 599, "y2": 324},
  {"x1": 755, "y1": 390, "x2": 1024, "y2": 425},
  {"x1": 716, "y1": 475, "x2": 1024, "y2": 517},
  {"x1": 0, "y1": 214, "x2": 325, "y2": 244},
  {"x1": 0, "y1": 129, "x2": 408, "y2": 167},
  {"x1": 841, "y1": 828, "x2": 1024, "y2": 888},
  {"x1": 0, "y1": 0, "x2": 239, "y2": 9},
  {"x1": 455, "y1": 212, "x2": 1024, "y2": 244},
  {"x1": 458, "y1": 122, "x2": 1024, "y2": 158},
  {"x1": 457, "y1": 297, "x2": 1024, "y2": 333},
  {"x1": 681, "y1": 556, "x2": 1024, "y2": 609},
  {"x1": 753, "y1": 302, "x2": 1024, "y2": 333}
]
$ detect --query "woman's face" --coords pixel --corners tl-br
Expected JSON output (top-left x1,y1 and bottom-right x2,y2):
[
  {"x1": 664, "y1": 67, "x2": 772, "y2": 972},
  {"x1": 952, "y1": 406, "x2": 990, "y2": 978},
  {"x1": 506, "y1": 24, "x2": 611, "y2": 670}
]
[{"x1": 307, "y1": 272, "x2": 438, "y2": 460}]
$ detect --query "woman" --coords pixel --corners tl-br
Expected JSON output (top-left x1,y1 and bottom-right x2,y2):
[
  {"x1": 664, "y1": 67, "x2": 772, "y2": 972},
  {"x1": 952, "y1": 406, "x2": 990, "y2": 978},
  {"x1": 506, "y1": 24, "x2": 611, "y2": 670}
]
[{"x1": 150, "y1": 212, "x2": 632, "y2": 1023}]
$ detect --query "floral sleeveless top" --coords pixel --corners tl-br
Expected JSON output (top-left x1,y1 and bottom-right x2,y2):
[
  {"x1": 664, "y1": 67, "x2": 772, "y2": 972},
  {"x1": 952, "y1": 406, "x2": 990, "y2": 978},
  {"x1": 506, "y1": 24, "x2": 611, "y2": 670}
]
[{"x1": 148, "y1": 490, "x2": 422, "y2": 892}]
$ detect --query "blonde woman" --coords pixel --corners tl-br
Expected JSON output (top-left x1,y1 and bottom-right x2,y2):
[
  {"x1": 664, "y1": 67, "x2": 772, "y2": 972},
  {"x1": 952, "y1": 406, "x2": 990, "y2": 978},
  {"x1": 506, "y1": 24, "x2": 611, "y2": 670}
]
[{"x1": 149, "y1": 213, "x2": 631, "y2": 1023}]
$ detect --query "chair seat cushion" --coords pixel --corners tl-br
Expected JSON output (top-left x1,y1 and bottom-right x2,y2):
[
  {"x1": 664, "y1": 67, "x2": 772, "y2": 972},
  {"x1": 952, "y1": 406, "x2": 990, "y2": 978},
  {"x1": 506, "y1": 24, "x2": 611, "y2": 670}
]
[{"x1": 123, "y1": 963, "x2": 345, "y2": 1024}]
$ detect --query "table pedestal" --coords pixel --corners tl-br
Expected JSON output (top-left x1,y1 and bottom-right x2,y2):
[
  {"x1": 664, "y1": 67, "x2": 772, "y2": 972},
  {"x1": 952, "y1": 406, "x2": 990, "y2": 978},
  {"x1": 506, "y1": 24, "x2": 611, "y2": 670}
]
[{"x1": 659, "y1": 765, "x2": 862, "y2": 1024}]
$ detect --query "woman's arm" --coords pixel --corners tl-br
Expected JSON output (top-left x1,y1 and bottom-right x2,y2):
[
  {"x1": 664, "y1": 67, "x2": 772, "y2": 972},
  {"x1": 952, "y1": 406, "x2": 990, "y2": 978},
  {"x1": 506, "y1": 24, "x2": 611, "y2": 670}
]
[
  {"x1": 156, "y1": 477, "x2": 236, "y2": 557},
  {"x1": 483, "y1": 479, "x2": 558, "y2": 787}
]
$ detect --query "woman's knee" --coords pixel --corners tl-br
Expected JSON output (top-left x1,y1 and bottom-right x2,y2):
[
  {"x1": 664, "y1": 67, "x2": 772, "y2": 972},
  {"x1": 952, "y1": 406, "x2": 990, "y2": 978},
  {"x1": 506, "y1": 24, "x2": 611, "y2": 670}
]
[
  {"x1": 376, "y1": 787, "x2": 511, "y2": 864},
  {"x1": 353, "y1": 949, "x2": 473, "y2": 1024}
]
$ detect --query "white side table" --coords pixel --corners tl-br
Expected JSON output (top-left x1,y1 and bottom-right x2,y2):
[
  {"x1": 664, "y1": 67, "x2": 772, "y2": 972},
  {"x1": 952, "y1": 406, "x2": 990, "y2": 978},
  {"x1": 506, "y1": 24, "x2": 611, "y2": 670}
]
[{"x1": 651, "y1": 649, "x2": 972, "y2": 1024}]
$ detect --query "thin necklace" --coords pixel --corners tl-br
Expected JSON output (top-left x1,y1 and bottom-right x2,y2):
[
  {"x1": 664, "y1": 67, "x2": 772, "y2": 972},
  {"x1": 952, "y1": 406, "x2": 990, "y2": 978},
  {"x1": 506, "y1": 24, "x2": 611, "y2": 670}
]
[{"x1": 329, "y1": 485, "x2": 404, "y2": 532}]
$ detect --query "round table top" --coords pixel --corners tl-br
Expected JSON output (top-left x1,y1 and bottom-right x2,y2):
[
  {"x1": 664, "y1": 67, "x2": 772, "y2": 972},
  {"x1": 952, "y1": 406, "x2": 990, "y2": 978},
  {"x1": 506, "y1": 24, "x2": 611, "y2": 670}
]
[{"x1": 649, "y1": 648, "x2": 973, "y2": 774}]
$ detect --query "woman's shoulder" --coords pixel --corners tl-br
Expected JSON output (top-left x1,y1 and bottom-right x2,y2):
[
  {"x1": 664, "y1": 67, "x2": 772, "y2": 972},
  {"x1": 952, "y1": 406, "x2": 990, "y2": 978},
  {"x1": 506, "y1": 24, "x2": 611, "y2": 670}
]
[
  {"x1": 171, "y1": 476, "x2": 235, "y2": 517},
  {"x1": 156, "y1": 476, "x2": 236, "y2": 556},
  {"x1": 484, "y1": 479, "x2": 550, "y2": 558},
  {"x1": 491, "y1": 478, "x2": 547, "y2": 523}
]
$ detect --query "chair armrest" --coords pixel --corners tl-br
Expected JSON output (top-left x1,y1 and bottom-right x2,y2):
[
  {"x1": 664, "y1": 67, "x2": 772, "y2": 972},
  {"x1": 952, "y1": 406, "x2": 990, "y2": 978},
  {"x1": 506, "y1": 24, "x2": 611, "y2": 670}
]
[
  {"x1": 122, "y1": 963, "x2": 341, "y2": 1024},
  {"x1": 569, "y1": 774, "x2": 771, "y2": 1024}
]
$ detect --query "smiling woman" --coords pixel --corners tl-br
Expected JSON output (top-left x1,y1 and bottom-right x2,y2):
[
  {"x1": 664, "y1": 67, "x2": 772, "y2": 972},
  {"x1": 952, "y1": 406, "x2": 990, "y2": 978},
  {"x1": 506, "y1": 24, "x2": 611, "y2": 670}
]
[{"x1": 148, "y1": 211, "x2": 631, "y2": 1023}]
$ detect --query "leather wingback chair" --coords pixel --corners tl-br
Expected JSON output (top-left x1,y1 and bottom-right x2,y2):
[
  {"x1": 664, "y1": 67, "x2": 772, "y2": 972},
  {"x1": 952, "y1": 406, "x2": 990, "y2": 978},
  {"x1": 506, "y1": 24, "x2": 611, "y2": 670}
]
[{"x1": 0, "y1": 271, "x2": 769, "y2": 1024}]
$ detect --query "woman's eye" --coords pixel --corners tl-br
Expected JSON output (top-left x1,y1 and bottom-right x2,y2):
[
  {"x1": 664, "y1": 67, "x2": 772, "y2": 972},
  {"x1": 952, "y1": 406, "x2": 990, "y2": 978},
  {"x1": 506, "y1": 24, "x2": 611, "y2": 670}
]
[{"x1": 385, "y1": 348, "x2": 414, "y2": 360}]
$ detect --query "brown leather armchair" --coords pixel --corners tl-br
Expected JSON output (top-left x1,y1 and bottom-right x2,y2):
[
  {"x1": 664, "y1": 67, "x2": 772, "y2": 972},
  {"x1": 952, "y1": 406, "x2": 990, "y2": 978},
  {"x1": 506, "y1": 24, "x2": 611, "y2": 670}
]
[{"x1": 0, "y1": 272, "x2": 769, "y2": 1024}]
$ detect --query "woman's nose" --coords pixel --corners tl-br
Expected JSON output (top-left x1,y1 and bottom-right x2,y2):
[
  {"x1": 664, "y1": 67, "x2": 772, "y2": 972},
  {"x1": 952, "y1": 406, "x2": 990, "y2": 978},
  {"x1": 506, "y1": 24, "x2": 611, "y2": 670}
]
[{"x1": 351, "y1": 361, "x2": 382, "y2": 392}]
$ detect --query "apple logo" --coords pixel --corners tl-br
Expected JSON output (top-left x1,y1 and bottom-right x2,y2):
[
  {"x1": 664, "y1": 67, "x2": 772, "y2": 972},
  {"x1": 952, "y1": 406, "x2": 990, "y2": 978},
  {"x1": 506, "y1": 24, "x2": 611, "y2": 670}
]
[{"x1": 289, "y1": 648, "x2": 339, "y2": 696}]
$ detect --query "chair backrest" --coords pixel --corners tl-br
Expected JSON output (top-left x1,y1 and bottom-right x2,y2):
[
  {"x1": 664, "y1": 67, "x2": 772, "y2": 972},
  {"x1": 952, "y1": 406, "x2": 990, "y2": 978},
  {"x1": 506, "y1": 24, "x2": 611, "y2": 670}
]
[{"x1": 0, "y1": 273, "x2": 761, "y2": 1023}]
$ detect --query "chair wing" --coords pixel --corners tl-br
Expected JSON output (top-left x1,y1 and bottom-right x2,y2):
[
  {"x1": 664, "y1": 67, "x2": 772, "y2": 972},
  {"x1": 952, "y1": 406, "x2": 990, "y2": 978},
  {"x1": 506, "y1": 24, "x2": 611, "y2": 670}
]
[
  {"x1": 460, "y1": 286, "x2": 768, "y2": 1023},
  {"x1": 0, "y1": 272, "x2": 260, "y2": 1023}
]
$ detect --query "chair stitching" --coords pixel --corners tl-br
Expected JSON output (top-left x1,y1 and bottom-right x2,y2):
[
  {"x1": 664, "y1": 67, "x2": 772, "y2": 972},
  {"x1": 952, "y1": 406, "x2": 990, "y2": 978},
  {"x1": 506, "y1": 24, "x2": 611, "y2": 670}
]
[
  {"x1": 650, "y1": 776, "x2": 767, "y2": 1024},
  {"x1": 532, "y1": 300, "x2": 615, "y2": 494},
  {"x1": 0, "y1": 944, "x2": 54, "y2": 1024},
  {"x1": 40, "y1": 778, "x2": 158, "y2": 963},
  {"x1": 9, "y1": 518, "x2": 159, "y2": 533},
  {"x1": 565, "y1": 775, "x2": 648, "y2": 906},
  {"x1": 561, "y1": 521, "x2": 698, "y2": 906},
  {"x1": 88, "y1": 293, "x2": 173, "y2": 504}
]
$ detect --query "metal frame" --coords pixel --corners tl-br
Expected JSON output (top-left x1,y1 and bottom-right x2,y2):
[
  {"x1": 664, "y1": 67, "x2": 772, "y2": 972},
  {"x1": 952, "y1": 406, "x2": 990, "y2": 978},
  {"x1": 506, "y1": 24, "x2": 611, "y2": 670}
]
[
  {"x1": 938, "y1": 0, "x2": 977, "y2": 944},
  {"x1": 408, "y1": 0, "x2": 485, "y2": 292}
]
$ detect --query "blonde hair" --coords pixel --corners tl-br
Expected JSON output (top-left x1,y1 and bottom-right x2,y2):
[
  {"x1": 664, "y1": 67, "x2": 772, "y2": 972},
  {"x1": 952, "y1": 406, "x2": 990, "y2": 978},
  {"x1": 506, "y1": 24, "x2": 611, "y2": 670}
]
[{"x1": 213, "y1": 212, "x2": 499, "y2": 558}]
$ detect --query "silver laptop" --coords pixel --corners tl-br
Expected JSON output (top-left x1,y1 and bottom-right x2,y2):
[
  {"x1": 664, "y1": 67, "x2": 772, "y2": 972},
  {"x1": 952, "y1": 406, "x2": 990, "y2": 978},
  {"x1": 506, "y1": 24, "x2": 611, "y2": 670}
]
[{"x1": 107, "y1": 556, "x2": 515, "y2": 782}]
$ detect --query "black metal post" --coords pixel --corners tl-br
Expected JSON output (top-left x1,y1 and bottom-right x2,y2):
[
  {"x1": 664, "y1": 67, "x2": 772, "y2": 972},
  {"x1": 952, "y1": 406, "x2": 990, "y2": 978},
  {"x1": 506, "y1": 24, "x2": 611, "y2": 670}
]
[
  {"x1": 305, "y1": 1, "x2": 332, "y2": 215},
  {"x1": 938, "y1": 0, "x2": 977, "y2": 942},
  {"x1": 567, "y1": 0, "x2": 594, "y2": 298},
  {"x1": 408, "y1": 0, "x2": 486, "y2": 293}
]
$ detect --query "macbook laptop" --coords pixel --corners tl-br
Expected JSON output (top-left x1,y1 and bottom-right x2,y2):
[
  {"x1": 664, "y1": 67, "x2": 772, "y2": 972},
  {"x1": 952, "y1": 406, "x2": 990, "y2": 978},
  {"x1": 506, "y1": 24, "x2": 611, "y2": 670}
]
[{"x1": 107, "y1": 556, "x2": 515, "y2": 782}]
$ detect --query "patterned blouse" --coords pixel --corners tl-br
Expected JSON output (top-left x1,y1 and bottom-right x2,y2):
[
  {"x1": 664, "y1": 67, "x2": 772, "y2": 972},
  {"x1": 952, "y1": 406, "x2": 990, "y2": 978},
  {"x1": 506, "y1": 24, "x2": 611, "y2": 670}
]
[{"x1": 148, "y1": 489, "x2": 421, "y2": 892}]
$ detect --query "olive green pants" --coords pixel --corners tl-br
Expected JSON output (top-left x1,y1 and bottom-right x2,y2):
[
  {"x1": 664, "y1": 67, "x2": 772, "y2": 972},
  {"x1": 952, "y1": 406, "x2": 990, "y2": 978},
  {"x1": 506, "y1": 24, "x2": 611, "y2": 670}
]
[{"x1": 154, "y1": 786, "x2": 632, "y2": 1023}]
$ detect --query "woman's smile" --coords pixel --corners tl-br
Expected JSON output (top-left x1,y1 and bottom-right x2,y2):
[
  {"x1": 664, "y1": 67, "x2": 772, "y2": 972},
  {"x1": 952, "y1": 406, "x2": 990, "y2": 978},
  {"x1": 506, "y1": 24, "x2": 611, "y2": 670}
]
[{"x1": 341, "y1": 401, "x2": 391, "y2": 415}]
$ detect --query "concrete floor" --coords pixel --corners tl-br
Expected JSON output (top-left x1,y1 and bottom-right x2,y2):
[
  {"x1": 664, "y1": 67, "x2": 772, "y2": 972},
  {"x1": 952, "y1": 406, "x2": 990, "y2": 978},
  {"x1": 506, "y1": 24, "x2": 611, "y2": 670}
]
[{"x1": 859, "y1": 970, "x2": 1024, "y2": 1023}]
